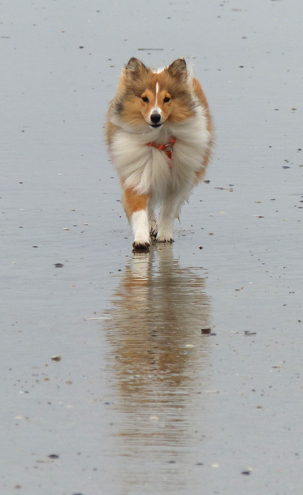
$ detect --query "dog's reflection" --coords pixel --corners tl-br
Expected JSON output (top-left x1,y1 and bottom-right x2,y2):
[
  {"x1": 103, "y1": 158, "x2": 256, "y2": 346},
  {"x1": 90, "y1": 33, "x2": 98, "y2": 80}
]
[{"x1": 103, "y1": 244, "x2": 211, "y2": 447}]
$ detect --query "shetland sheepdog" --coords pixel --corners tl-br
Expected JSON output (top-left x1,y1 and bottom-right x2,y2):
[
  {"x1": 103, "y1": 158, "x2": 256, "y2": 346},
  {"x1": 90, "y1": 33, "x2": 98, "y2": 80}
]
[{"x1": 106, "y1": 57, "x2": 214, "y2": 250}]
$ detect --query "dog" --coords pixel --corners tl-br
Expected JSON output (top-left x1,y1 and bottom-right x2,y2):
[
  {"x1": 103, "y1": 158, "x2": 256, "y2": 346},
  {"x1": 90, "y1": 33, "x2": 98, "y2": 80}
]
[{"x1": 106, "y1": 57, "x2": 214, "y2": 250}]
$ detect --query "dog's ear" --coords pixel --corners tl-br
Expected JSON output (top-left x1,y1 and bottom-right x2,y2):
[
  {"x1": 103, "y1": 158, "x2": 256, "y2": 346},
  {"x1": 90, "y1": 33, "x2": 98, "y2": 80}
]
[
  {"x1": 167, "y1": 58, "x2": 187, "y2": 82},
  {"x1": 125, "y1": 58, "x2": 149, "y2": 80}
]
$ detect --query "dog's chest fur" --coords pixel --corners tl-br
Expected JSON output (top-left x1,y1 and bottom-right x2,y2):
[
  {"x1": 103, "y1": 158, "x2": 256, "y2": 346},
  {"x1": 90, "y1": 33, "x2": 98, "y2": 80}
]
[{"x1": 109, "y1": 108, "x2": 211, "y2": 202}]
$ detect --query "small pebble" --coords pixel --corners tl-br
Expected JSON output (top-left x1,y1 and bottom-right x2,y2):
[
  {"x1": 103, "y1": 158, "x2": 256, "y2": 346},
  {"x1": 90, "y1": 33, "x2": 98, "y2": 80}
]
[
  {"x1": 51, "y1": 355, "x2": 61, "y2": 362},
  {"x1": 201, "y1": 328, "x2": 211, "y2": 334}
]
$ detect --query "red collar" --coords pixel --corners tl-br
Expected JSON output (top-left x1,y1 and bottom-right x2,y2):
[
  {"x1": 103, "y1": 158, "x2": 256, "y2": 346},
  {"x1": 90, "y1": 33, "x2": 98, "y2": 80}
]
[{"x1": 146, "y1": 137, "x2": 176, "y2": 168}]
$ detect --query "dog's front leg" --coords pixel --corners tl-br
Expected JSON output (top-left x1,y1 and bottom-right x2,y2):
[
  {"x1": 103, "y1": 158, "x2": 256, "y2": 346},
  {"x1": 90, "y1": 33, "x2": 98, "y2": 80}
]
[{"x1": 122, "y1": 188, "x2": 151, "y2": 250}]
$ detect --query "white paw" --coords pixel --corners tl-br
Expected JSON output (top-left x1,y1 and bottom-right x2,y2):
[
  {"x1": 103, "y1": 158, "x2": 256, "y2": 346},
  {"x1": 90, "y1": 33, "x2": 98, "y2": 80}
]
[
  {"x1": 150, "y1": 221, "x2": 158, "y2": 238},
  {"x1": 131, "y1": 210, "x2": 150, "y2": 249},
  {"x1": 133, "y1": 239, "x2": 150, "y2": 251},
  {"x1": 157, "y1": 234, "x2": 174, "y2": 243}
]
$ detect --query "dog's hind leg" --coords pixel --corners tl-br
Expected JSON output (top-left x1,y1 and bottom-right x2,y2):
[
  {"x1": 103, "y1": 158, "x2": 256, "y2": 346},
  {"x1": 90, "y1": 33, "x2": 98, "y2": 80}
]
[
  {"x1": 157, "y1": 194, "x2": 183, "y2": 243},
  {"x1": 122, "y1": 188, "x2": 151, "y2": 250},
  {"x1": 148, "y1": 205, "x2": 158, "y2": 238}
]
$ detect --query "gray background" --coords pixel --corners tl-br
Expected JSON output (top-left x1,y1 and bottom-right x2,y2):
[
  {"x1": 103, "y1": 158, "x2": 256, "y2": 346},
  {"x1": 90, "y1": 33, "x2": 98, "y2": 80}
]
[{"x1": 1, "y1": 0, "x2": 303, "y2": 494}]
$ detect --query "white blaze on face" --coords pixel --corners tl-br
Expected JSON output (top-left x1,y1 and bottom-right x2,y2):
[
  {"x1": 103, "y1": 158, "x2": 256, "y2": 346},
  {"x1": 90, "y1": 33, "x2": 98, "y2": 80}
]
[
  {"x1": 155, "y1": 82, "x2": 159, "y2": 106},
  {"x1": 149, "y1": 82, "x2": 162, "y2": 122}
]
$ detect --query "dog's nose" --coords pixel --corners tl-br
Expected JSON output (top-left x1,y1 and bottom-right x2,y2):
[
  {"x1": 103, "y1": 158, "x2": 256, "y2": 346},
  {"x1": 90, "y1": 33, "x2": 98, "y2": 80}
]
[{"x1": 150, "y1": 113, "x2": 161, "y2": 124}]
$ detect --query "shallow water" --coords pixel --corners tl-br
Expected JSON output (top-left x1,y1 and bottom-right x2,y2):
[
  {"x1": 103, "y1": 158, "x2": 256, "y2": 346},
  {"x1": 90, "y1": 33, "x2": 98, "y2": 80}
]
[{"x1": 1, "y1": 0, "x2": 303, "y2": 494}]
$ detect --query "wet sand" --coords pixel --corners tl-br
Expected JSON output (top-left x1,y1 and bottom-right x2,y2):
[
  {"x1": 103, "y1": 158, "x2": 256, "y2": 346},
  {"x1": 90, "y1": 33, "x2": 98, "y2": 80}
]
[{"x1": 1, "y1": 0, "x2": 303, "y2": 493}]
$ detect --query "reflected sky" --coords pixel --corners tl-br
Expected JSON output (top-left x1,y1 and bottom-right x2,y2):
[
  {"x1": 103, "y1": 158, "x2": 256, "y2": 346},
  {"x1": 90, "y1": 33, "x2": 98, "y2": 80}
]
[{"x1": 103, "y1": 244, "x2": 212, "y2": 494}]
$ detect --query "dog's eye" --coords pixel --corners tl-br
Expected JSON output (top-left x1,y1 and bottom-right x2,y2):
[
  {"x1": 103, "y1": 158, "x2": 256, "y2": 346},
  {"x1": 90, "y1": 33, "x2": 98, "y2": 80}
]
[
  {"x1": 163, "y1": 97, "x2": 171, "y2": 103},
  {"x1": 141, "y1": 96, "x2": 149, "y2": 103}
]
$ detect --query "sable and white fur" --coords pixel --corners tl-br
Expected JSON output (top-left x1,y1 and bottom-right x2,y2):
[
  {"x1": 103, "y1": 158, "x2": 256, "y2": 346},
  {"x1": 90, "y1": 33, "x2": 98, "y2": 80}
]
[{"x1": 106, "y1": 57, "x2": 214, "y2": 249}]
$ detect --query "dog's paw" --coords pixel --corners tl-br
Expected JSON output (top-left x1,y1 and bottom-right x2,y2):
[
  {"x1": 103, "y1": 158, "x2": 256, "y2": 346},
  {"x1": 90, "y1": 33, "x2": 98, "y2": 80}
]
[
  {"x1": 149, "y1": 219, "x2": 158, "y2": 238},
  {"x1": 156, "y1": 235, "x2": 174, "y2": 243},
  {"x1": 132, "y1": 240, "x2": 150, "y2": 252},
  {"x1": 150, "y1": 225, "x2": 158, "y2": 238}
]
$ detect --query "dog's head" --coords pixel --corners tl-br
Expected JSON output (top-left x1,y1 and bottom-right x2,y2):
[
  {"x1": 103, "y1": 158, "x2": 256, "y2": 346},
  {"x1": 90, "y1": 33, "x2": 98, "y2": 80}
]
[{"x1": 111, "y1": 58, "x2": 196, "y2": 130}]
